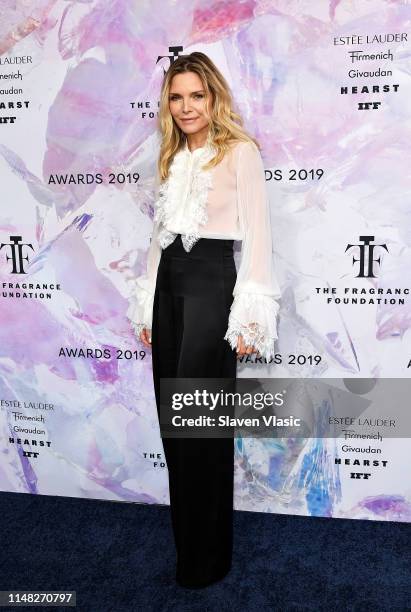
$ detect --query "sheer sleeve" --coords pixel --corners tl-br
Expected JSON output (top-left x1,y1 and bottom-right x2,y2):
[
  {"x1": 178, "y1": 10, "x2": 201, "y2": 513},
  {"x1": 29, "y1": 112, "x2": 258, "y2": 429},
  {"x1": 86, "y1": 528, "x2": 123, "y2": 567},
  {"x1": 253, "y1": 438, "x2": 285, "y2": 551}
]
[
  {"x1": 224, "y1": 141, "x2": 281, "y2": 360},
  {"x1": 126, "y1": 173, "x2": 162, "y2": 339}
]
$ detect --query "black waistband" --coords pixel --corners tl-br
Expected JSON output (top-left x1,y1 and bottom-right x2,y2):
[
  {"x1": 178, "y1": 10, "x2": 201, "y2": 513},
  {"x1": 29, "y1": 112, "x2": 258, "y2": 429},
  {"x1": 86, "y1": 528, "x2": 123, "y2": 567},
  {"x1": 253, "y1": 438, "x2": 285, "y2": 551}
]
[{"x1": 162, "y1": 234, "x2": 234, "y2": 259}]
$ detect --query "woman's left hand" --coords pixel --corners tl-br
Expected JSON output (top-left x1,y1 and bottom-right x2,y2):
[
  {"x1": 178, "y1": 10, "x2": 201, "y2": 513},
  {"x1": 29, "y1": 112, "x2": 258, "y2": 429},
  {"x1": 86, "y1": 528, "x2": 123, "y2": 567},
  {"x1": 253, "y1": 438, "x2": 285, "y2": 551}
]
[{"x1": 236, "y1": 334, "x2": 260, "y2": 358}]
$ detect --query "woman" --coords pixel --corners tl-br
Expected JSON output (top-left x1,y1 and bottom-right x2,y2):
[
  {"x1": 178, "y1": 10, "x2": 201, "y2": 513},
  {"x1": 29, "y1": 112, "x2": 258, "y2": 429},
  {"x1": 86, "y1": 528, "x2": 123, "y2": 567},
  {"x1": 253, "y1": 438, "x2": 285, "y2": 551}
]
[{"x1": 127, "y1": 52, "x2": 281, "y2": 588}]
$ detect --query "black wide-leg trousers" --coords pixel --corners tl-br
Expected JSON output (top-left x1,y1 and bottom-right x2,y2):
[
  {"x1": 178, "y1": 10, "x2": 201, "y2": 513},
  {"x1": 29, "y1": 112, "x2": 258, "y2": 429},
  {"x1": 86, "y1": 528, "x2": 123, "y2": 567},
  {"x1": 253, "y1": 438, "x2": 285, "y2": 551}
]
[{"x1": 151, "y1": 234, "x2": 237, "y2": 588}]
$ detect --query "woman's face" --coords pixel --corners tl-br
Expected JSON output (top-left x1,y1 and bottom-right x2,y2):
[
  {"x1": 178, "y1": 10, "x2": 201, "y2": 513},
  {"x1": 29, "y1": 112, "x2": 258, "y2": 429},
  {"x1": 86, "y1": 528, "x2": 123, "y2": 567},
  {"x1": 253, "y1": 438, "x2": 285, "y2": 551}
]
[{"x1": 168, "y1": 71, "x2": 212, "y2": 139}]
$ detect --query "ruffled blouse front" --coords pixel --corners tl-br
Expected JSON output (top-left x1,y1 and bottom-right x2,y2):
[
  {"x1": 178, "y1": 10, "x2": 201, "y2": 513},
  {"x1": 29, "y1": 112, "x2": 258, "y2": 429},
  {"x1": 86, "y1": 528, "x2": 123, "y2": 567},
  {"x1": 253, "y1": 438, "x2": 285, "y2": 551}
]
[{"x1": 127, "y1": 137, "x2": 282, "y2": 360}]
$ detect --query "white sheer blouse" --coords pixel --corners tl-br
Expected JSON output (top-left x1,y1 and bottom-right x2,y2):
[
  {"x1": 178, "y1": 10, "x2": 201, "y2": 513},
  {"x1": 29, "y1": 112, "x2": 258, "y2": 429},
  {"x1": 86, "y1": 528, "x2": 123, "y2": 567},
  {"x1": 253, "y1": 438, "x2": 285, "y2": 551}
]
[{"x1": 127, "y1": 137, "x2": 281, "y2": 360}]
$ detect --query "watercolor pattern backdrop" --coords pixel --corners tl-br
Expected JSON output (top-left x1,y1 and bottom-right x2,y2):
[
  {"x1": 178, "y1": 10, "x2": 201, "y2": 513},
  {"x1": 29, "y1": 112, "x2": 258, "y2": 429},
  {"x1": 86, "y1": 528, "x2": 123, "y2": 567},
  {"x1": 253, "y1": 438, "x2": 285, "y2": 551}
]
[{"x1": 0, "y1": 1, "x2": 410, "y2": 522}]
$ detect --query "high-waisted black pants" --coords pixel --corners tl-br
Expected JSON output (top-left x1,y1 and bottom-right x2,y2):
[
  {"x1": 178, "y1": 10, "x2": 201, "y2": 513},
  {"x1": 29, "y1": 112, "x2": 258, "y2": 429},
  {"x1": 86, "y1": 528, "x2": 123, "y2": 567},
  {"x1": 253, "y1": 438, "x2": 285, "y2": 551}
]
[{"x1": 151, "y1": 234, "x2": 237, "y2": 588}]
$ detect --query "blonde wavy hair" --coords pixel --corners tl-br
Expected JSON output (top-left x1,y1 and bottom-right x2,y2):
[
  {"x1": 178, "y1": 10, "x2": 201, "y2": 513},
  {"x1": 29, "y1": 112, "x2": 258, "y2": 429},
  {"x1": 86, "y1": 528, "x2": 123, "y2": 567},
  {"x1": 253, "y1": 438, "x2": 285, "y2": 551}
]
[{"x1": 157, "y1": 51, "x2": 260, "y2": 181}]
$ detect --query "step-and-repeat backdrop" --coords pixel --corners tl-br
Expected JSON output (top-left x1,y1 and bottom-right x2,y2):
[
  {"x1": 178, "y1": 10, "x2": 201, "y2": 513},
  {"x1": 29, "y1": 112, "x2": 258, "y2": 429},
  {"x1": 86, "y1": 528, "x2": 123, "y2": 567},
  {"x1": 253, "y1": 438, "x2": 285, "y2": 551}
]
[{"x1": 1, "y1": 1, "x2": 410, "y2": 522}]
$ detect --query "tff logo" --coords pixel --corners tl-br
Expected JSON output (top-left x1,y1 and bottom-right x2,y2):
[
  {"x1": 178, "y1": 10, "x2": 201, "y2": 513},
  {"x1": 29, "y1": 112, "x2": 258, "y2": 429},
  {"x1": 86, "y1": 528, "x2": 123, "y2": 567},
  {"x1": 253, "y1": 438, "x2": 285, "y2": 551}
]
[
  {"x1": 156, "y1": 46, "x2": 184, "y2": 73},
  {"x1": 0, "y1": 235, "x2": 34, "y2": 274},
  {"x1": 345, "y1": 235, "x2": 388, "y2": 278}
]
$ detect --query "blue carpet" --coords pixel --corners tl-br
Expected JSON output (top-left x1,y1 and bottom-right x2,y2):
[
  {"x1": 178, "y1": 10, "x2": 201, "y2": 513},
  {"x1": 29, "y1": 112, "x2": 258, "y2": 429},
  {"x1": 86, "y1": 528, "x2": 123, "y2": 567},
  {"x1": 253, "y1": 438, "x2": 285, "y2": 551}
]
[{"x1": 0, "y1": 491, "x2": 409, "y2": 611}]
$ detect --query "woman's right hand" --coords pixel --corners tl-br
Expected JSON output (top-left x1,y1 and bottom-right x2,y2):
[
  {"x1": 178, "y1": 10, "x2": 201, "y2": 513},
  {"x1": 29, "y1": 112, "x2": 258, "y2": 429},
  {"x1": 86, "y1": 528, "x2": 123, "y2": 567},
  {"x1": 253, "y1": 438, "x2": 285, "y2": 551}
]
[{"x1": 139, "y1": 327, "x2": 152, "y2": 348}]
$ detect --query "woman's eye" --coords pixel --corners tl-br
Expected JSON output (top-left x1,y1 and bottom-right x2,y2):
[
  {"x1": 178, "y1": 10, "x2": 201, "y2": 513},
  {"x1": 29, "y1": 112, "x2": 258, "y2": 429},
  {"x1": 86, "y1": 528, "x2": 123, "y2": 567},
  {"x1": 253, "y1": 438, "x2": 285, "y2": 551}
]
[{"x1": 169, "y1": 94, "x2": 204, "y2": 101}]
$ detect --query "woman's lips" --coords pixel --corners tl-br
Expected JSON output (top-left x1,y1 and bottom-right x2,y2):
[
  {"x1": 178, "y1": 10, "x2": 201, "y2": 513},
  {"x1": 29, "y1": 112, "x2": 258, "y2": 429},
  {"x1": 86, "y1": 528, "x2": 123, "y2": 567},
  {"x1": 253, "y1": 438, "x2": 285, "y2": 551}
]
[{"x1": 181, "y1": 118, "x2": 197, "y2": 122}]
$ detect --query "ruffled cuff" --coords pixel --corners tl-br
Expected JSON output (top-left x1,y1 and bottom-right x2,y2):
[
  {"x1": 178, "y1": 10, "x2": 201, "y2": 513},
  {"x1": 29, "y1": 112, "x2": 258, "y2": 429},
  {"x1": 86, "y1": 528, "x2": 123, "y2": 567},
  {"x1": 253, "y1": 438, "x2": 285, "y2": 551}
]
[
  {"x1": 224, "y1": 293, "x2": 280, "y2": 360},
  {"x1": 126, "y1": 275, "x2": 155, "y2": 338}
]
